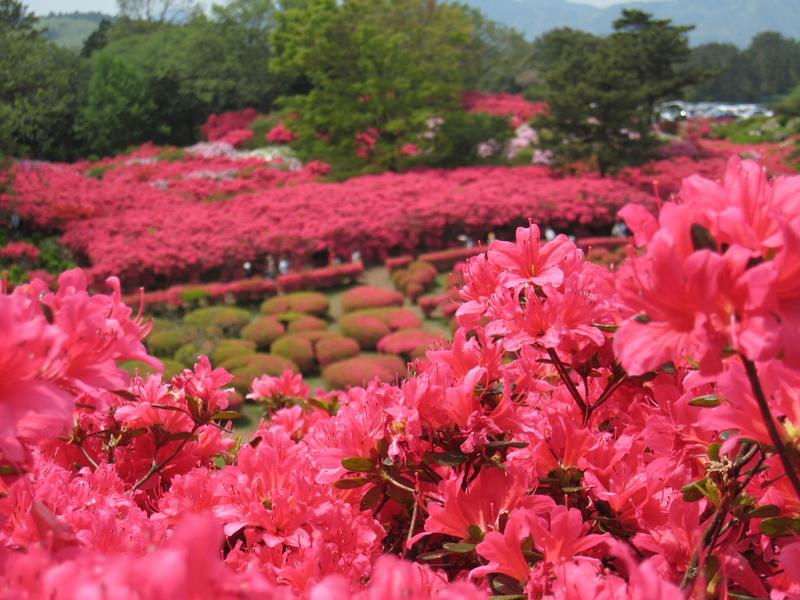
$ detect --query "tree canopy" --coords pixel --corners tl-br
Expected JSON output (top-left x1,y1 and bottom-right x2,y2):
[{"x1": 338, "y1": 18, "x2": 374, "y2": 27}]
[{"x1": 536, "y1": 10, "x2": 701, "y2": 175}]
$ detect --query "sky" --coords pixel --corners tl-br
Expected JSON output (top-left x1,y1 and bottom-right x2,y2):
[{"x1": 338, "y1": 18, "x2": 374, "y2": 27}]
[{"x1": 27, "y1": 0, "x2": 661, "y2": 16}]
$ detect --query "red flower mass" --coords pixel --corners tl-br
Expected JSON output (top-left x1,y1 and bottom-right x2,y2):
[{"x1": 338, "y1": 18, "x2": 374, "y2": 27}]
[{"x1": 3, "y1": 158, "x2": 800, "y2": 597}]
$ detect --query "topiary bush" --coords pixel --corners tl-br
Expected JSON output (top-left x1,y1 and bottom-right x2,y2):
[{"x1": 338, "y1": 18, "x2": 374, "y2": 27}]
[
  {"x1": 392, "y1": 261, "x2": 438, "y2": 301},
  {"x1": 316, "y1": 336, "x2": 361, "y2": 367},
  {"x1": 376, "y1": 328, "x2": 444, "y2": 358},
  {"x1": 271, "y1": 335, "x2": 315, "y2": 373},
  {"x1": 286, "y1": 314, "x2": 328, "y2": 333},
  {"x1": 174, "y1": 340, "x2": 215, "y2": 367},
  {"x1": 240, "y1": 316, "x2": 286, "y2": 350},
  {"x1": 183, "y1": 306, "x2": 252, "y2": 336},
  {"x1": 224, "y1": 353, "x2": 298, "y2": 394},
  {"x1": 260, "y1": 292, "x2": 330, "y2": 317},
  {"x1": 322, "y1": 355, "x2": 406, "y2": 389},
  {"x1": 341, "y1": 286, "x2": 404, "y2": 312},
  {"x1": 146, "y1": 328, "x2": 193, "y2": 358},
  {"x1": 211, "y1": 339, "x2": 256, "y2": 365},
  {"x1": 294, "y1": 330, "x2": 338, "y2": 344},
  {"x1": 339, "y1": 314, "x2": 391, "y2": 350},
  {"x1": 357, "y1": 307, "x2": 423, "y2": 330}
]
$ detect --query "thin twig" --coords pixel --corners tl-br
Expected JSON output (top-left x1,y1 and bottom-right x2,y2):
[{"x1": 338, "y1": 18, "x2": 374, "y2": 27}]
[
  {"x1": 547, "y1": 348, "x2": 587, "y2": 415},
  {"x1": 740, "y1": 355, "x2": 800, "y2": 502},
  {"x1": 131, "y1": 427, "x2": 198, "y2": 492},
  {"x1": 405, "y1": 499, "x2": 420, "y2": 556},
  {"x1": 78, "y1": 444, "x2": 100, "y2": 470}
]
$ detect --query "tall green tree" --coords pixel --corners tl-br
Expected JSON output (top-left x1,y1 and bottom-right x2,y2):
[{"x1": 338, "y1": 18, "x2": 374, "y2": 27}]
[
  {"x1": 270, "y1": 0, "x2": 476, "y2": 173},
  {"x1": 78, "y1": 4, "x2": 284, "y2": 154},
  {"x1": 537, "y1": 10, "x2": 700, "y2": 175},
  {"x1": 75, "y1": 53, "x2": 158, "y2": 157},
  {"x1": 0, "y1": 1, "x2": 82, "y2": 160}
]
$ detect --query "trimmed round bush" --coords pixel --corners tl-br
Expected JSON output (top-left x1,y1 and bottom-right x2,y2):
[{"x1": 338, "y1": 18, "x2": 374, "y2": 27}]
[
  {"x1": 294, "y1": 330, "x2": 339, "y2": 344},
  {"x1": 211, "y1": 339, "x2": 256, "y2": 365},
  {"x1": 286, "y1": 314, "x2": 328, "y2": 333},
  {"x1": 240, "y1": 316, "x2": 285, "y2": 350},
  {"x1": 341, "y1": 286, "x2": 404, "y2": 312},
  {"x1": 271, "y1": 335, "x2": 315, "y2": 373},
  {"x1": 352, "y1": 307, "x2": 423, "y2": 331},
  {"x1": 316, "y1": 336, "x2": 361, "y2": 367},
  {"x1": 322, "y1": 355, "x2": 406, "y2": 389},
  {"x1": 392, "y1": 261, "x2": 438, "y2": 300},
  {"x1": 339, "y1": 314, "x2": 391, "y2": 350},
  {"x1": 174, "y1": 340, "x2": 215, "y2": 367},
  {"x1": 377, "y1": 328, "x2": 444, "y2": 358},
  {"x1": 183, "y1": 306, "x2": 252, "y2": 335},
  {"x1": 146, "y1": 328, "x2": 193, "y2": 358},
  {"x1": 260, "y1": 292, "x2": 329, "y2": 316},
  {"x1": 226, "y1": 353, "x2": 298, "y2": 393}
]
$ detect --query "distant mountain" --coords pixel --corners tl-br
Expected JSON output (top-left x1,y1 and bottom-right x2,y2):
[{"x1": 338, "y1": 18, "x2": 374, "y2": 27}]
[
  {"x1": 460, "y1": 0, "x2": 800, "y2": 46},
  {"x1": 38, "y1": 12, "x2": 111, "y2": 49}
]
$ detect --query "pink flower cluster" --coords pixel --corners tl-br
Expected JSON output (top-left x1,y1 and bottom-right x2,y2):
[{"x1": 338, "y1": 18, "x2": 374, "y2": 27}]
[
  {"x1": 463, "y1": 91, "x2": 548, "y2": 123},
  {"x1": 201, "y1": 108, "x2": 259, "y2": 142},
  {"x1": 266, "y1": 122, "x2": 298, "y2": 144},
  {"x1": 3, "y1": 157, "x2": 800, "y2": 598},
  {"x1": 2, "y1": 157, "x2": 652, "y2": 290},
  {"x1": 0, "y1": 241, "x2": 40, "y2": 261}
]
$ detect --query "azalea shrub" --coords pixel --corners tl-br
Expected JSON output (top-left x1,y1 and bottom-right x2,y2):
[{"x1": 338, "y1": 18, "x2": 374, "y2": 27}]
[
  {"x1": 2, "y1": 157, "x2": 800, "y2": 598},
  {"x1": 1, "y1": 154, "x2": 651, "y2": 290}
]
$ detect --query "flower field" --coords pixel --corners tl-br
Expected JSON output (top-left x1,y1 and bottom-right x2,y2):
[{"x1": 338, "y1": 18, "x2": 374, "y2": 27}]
[
  {"x1": 2, "y1": 155, "x2": 800, "y2": 598},
  {"x1": 2, "y1": 150, "x2": 652, "y2": 290}
]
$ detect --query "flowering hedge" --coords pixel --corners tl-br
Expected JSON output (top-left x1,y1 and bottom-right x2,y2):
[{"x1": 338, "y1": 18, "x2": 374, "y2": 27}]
[
  {"x1": 2, "y1": 154, "x2": 652, "y2": 290},
  {"x1": 463, "y1": 91, "x2": 548, "y2": 123},
  {"x1": 4, "y1": 157, "x2": 800, "y2": 598}
]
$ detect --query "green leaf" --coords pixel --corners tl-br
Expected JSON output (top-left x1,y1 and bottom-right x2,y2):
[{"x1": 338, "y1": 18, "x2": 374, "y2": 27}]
[
  {"x1": 592, "y1": 322, "x2": 619, "y2": 332},
  {"x1": 360, "y1": 485, "x2": 384, "y2": 511},
  {"x1": 467, "y1": 524, "x2": 485, "y2": 542},
  {"x1": 491, "y1": 574, "x2": 525, "y2": 595},
  {"x1": 341, "y1": 457, "x2": 374, "y2": 472},
  {"x1": 429, "y1": 451, "x2": 468, "y2": 466},
  {"x1": 634, "y1": 313, "x2": 652, "y2": 324},
  {"x1": 211, "y1": 410, "x2": 241, "y2": 420},
  {"x1": 443, "y1": 542, "x2": 476, "y2": 553},
  {"x1": 486, "y1": 440, "x2": 528, "y2": 449},
  {"x1": 760, "y1": 517, "x2": 793, "y2": 536},
  {"x1": 689, "y1": 395, "x2": 720, "y2": 407},
  {"x1": 333, "y1": 477, "x2": 370, "y2": 489},
  {"x1": 164, "y1": 431, "x2": 194, "y2": 442},
  {"x1": 707, "y1": 442, "x2": 721, "y2": 462},
  {"x1": 418, "y1": 550, "x2": 448, "y2": 561},
  {"x1": 691, "y1": 223, "x2": 718, "y2": 252},
  {"x1": 681, "y1": 479, "x2": 709, "y2": 502},
  {"x1": 748, "y1": 504, "x2": 781, "y2": 518}
]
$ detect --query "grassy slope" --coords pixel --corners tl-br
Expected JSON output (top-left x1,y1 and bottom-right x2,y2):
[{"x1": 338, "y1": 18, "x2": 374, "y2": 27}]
[{"x1": 38, "y1": 14, "x2": 105, "y2": 49}]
